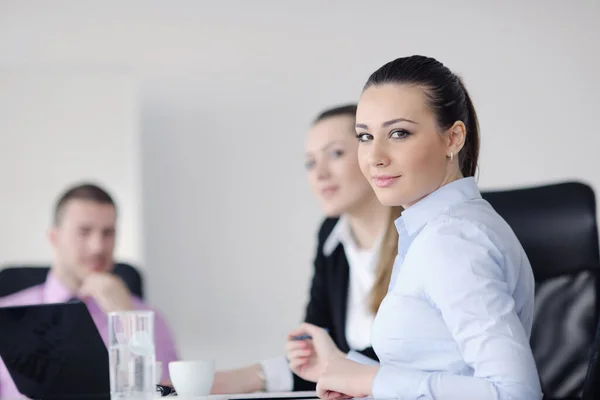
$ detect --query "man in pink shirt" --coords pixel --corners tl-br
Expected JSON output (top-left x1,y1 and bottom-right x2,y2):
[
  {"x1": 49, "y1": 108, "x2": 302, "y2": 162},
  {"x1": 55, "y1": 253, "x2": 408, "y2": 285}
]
[{"x1": 0, "y1": 183, "x2": 179, "y2": 399}]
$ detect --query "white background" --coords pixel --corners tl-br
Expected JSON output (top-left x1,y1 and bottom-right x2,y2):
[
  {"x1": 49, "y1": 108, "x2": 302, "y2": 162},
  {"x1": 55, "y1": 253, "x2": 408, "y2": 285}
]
[
  {"x1": 0, "y1": 0, "x2": 599, "y2": 368},
  {"x1": 0, "y1": 71, "x2": 141, "y2": 266}
]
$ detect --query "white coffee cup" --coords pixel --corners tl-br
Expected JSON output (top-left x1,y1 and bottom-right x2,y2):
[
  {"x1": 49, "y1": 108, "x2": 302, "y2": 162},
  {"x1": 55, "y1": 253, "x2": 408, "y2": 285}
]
[{"x1": 169, "y1": 360, "x2": 215, "y2": 397}]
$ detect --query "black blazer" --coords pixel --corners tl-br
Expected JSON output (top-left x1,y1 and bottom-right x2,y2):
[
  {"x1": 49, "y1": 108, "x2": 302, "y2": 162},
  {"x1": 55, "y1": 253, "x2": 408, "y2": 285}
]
[{"x1": 293, "y1": 217, "x2": 379, "y2": 391}]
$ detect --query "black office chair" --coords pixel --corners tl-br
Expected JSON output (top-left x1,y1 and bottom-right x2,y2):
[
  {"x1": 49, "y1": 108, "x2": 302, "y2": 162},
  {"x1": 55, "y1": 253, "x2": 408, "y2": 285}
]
[
  {"x1": 581, "y1": 315, "x2": 600, "y2": 400},
  {"x1": 482, "y1": 181, "x2": 600, "y2": 400},
  {"x1": 0, "y1": 263, "x2": 144, "y2": 299}
]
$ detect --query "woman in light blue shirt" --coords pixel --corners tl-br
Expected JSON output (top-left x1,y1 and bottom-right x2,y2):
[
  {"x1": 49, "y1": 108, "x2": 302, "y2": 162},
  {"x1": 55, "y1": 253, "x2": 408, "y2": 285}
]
[{"x1": 287, "y1": 56, "x2": 542, "y2": 400}]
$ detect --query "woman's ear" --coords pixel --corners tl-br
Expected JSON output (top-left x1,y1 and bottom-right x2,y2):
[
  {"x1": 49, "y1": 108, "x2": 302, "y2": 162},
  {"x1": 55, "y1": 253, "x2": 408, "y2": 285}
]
[{"x1": 447, "y1": 121, "x2": 466, "y2": 156}]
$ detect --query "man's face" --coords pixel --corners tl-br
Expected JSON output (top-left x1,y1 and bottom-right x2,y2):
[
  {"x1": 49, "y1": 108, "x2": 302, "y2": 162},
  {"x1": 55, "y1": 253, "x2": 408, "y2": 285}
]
[{"x1": 49, "y1": 199, "x2": 116, "y2": 282}]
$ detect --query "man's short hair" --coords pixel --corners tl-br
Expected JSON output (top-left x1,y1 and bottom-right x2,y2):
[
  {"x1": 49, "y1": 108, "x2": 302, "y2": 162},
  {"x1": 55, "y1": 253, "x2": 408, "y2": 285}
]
[{"x1": 53, "y1": 183, "x2": 116, "y2": 225}]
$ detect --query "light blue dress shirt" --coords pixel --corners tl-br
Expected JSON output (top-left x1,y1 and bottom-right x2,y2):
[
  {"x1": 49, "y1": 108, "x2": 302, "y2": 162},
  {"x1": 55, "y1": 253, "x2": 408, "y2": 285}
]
[{"x1": 367, "y1": 177, "x2": 542, "y2": 400}]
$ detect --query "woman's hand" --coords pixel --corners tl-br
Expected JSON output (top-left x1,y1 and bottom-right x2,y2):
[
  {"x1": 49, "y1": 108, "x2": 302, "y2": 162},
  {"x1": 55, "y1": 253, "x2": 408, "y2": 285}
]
[
  {"x1": 316, "y1": 357, "x2": 379, "y2": 400},
  {"x1": 286, "y1": 323, "x2": 344, "y2": 383}
]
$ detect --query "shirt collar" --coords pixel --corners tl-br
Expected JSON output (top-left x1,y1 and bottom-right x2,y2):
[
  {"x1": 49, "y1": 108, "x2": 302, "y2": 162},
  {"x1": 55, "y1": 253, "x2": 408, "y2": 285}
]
[
  {"x1": 323, "y1": 216, "x2": 353, "y2": 256},
  {"x1": 43, "y1": 270, "x2": 77, "y2": 304},
  {"x1": 322, "y1": 215, "x2": 385, "y2": 262},
  {"x1": 396, "y1": 177, "x2": 481, "y2": 237}
]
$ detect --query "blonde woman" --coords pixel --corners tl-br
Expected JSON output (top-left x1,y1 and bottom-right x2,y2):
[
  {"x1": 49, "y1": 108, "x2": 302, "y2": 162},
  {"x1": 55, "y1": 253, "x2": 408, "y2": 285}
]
[{"x1": 211, "y1": 105, "x2": 401, "y2": 393}]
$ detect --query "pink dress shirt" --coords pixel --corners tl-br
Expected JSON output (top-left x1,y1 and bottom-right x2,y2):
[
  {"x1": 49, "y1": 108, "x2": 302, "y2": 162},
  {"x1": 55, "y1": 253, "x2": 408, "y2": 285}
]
[{"x1": 0, "y1": 272, "x2": 178, "y2": 399}]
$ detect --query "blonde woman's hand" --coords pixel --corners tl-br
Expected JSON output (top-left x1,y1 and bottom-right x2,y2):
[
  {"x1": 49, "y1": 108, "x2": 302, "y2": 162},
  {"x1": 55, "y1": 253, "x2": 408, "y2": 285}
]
[{"x1": 286, "y1": 323, "x2": 344, "y2": 383}]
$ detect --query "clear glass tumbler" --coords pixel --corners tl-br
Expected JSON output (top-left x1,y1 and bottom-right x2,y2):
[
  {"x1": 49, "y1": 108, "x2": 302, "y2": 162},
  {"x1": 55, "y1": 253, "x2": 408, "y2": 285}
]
[{"x1": 108, "y1": 311, "x2": 156, "y2": 400}]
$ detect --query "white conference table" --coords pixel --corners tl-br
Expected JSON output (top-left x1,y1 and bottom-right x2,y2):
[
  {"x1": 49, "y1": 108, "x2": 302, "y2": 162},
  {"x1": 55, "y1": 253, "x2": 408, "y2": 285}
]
[
  {"x1": 211, "y1": 391, "x2": 318, "y2": 399},
  {"x1": 6, "y1": 390, "x2": 381, "y2": 399},
  {"x1": 183, "y1": 392, "x2": 379, "y2": 400},
  {"x1": 173, "y1": 392, "x2": 319, "y2": 400},
  {"x1": 4, "y1": 391, "x2": 319, "y2": 400}
]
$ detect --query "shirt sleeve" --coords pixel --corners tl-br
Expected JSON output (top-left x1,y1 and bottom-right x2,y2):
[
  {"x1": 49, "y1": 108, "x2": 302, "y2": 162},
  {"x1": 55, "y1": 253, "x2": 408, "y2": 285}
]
[
  {"x1": 347, "y1": 350, "x2": 379, "y2": 366},
  {"x1": 372, "y1": 220, "x2": 543, "y2": 400},
  {"x1": 260, "y1": 356, "x2": 294, "y2": 392}
]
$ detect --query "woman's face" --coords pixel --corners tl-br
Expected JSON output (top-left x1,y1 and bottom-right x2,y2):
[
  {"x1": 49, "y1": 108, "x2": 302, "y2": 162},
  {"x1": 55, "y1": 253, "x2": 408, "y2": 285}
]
[
  {"x1": 356, "y1": 83, "x2": 464, "y2": 208},
  {"x1": 305, "y1": 115, "x2": 375, "y2": 217}
]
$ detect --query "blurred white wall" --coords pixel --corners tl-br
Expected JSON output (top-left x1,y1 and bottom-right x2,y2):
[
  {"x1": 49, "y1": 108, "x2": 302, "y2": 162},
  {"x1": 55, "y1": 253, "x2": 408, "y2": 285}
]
[
  {"x1": 0, "y1": 71, "x2": 141, "y2": 266},
  {"x1": 0, "y1": 0, "x2": 599, "y2": 368}
]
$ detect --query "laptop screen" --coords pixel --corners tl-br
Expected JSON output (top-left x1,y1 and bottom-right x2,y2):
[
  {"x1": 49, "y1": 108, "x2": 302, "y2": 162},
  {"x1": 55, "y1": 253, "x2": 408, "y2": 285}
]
[{"x1": 0, "y1": 301, "x2": 110, "y2": 399}]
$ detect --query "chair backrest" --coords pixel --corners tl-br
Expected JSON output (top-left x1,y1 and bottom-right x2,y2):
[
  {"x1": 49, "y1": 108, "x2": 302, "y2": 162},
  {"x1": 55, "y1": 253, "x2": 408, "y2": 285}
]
[
  {"x1": 0, "y1": 263, "x2": 144, "y2": 299},
  {"x1": 482, "y1": 181, "x2": 600, "y2": 399},
  {"x1": 582, "y1": 317, "x2": 600, "y2": 400}
]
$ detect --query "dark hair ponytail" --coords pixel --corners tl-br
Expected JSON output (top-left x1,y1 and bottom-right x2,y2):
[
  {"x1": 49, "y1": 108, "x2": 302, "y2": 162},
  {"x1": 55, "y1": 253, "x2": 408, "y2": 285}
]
[
  {"x1": 364, "y1": 55, "x2": 480, "y2": 177},
  {"x1": 456, "y1": 78, "x2": 479, "y2": 177}
]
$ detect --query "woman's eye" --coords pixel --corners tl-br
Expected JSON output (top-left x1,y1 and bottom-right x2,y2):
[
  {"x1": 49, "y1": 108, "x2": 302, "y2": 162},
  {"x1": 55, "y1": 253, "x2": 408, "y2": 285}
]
[
  {"x1": 330, "y1": 149, "x2": 344, "y2": 159},
  {"x1": 391, "y1": 129, "x2": 410, "y2": 139},
  {"x1": 304, "y1": 160, "x2": 315, "y2": 170},
  {"x1": 356, "y1": 133, "x2": 372, "y2": 143}
]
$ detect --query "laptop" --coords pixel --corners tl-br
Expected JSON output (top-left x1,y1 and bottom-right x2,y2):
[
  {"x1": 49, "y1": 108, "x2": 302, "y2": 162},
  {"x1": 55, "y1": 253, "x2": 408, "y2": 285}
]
[{"x1": 0, "y1": 301, "x2": 110, "y2": 399}]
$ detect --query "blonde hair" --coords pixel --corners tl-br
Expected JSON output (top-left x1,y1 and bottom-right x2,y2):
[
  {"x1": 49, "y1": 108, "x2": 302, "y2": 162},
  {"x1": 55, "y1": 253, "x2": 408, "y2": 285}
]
[{"x1": 368, "y1": 206, "x2": 403, "y2": 315}]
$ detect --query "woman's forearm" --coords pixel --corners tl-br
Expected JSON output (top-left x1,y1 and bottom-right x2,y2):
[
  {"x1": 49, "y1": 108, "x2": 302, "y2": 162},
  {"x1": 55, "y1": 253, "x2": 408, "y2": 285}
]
[{"x1": 211, "y1": 364, "x2": 264, "y2": 394}]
